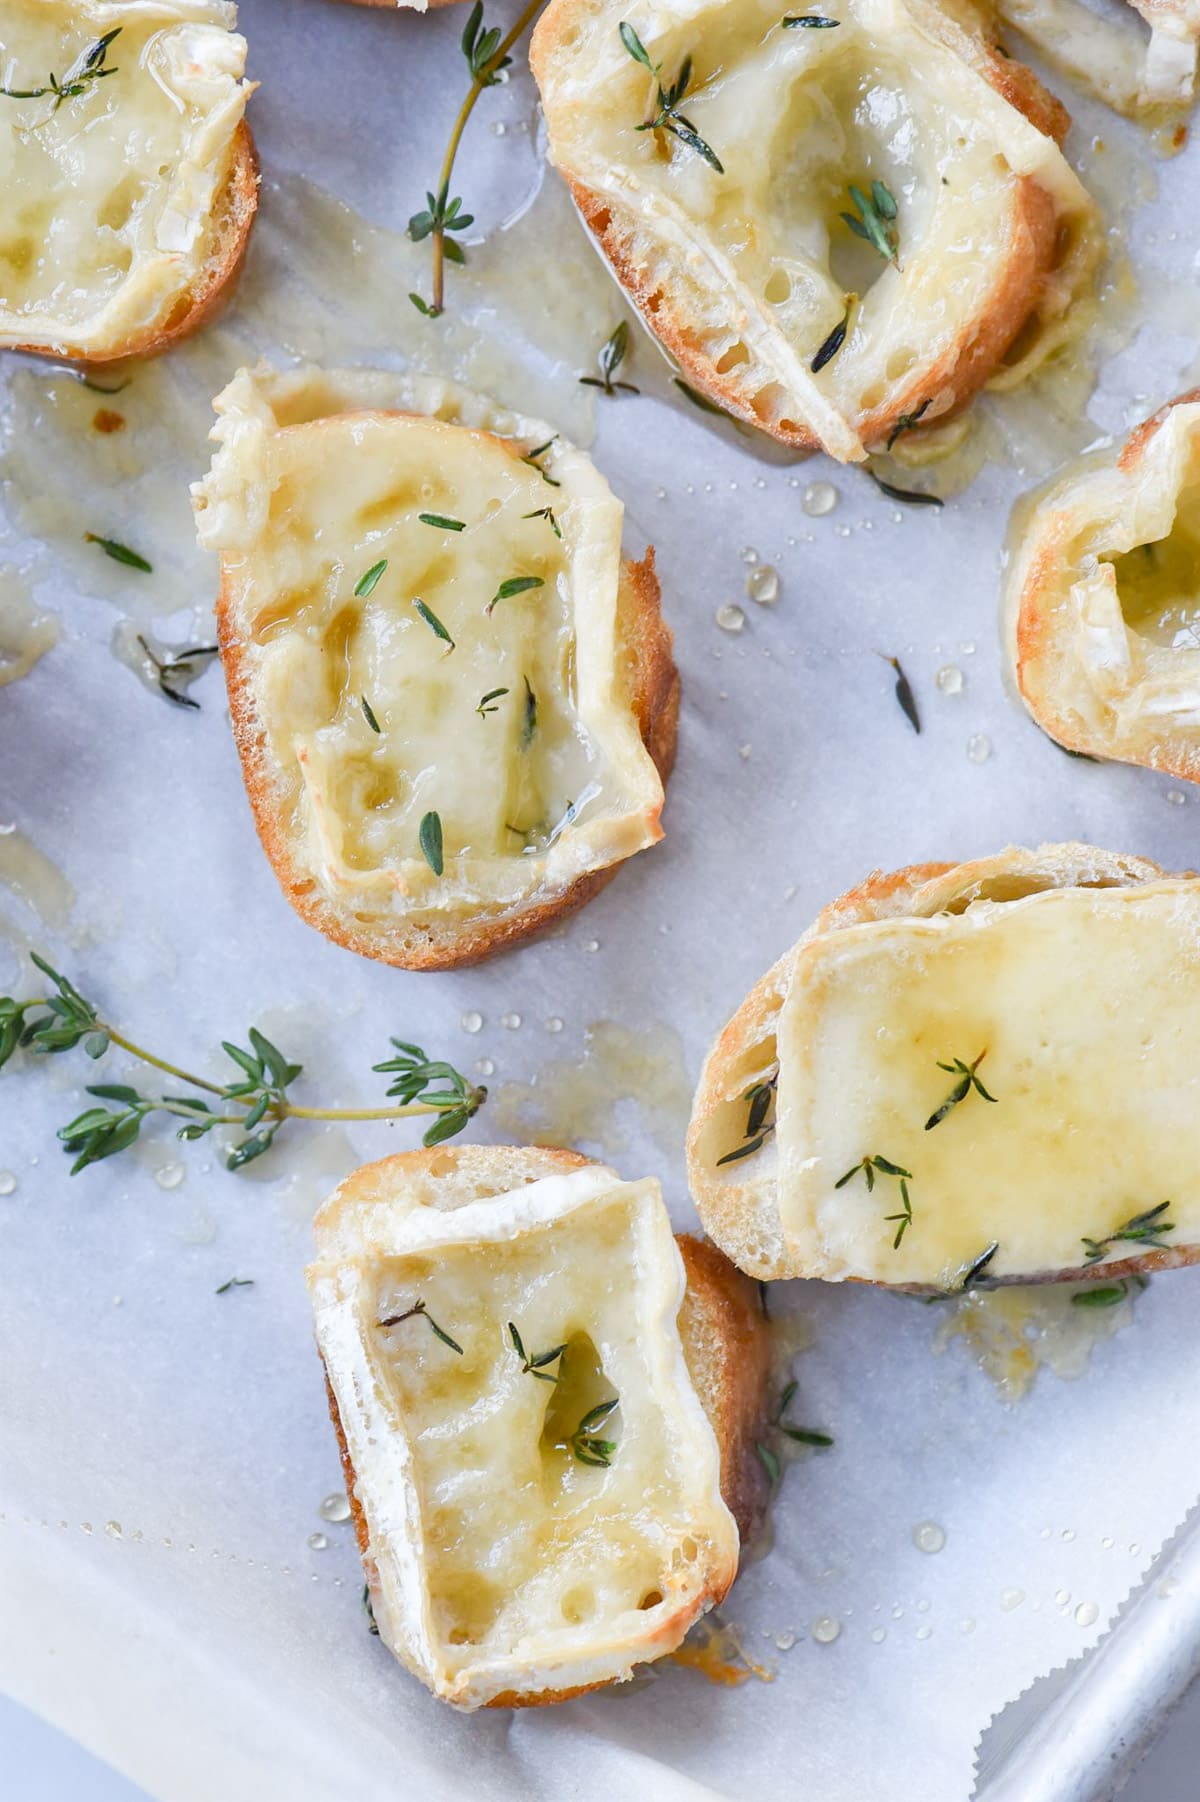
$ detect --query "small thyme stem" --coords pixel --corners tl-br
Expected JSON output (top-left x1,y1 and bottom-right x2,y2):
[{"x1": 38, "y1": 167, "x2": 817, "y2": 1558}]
[
  {"x1": 283, "y1": 1102, "x2": 442, "y2": 1121},
  {"x1": 430, "y1": 0, "x2": 546, "y2": 314},
  {"x1": 104, "y1": 1027, "x2": 227, "y2": 1096}
]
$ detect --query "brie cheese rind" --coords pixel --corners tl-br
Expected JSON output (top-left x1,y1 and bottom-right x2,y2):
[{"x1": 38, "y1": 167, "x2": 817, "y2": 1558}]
[
  {"x1": 1007, "y1": 390, "x2": 1200, "y2": 781},
  {"x1": 688, "y1": 844, "x2": 1200, "y2": 1287},
  {"x1": 984, "y1": 0, "x2": 1199, "y2": 117},
  {"x1": 308, "y1": 1151, "x2": 740, "y2": 1708},
  {"x1": 192, "y1": 365, "x2": 674, "y2": 969},
  {"x1": 0, "y1": 1, "x2": 254, "y2": 358},
  {"x1": 530, "y1": 0, "x2": 1101, "y2": 463}
]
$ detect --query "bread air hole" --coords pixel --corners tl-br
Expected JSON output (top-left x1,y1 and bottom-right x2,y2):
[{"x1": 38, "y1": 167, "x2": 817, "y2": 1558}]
[
  {"x1": 639, "y1": 1589, "x2": 664, "y2": 1610},
  {"x1": 1107, "y1": 491, "x2": 1200, "y2": 650}
]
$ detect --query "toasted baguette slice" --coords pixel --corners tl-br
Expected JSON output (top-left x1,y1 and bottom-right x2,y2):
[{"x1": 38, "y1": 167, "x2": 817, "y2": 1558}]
[
  {"x1": 688, "y1": 844, "x2": 1200, "y2": 1289},
  {"x1": 976, "y1": 0, "x2": 1198, "y2": 117},
  {"x1": 192, "y1": 365, "x2": 678, "y2": 970},
  {"x1": 1007, "y1": 390, "x2": 1200, "y2": 781},
  {"x1": 0, "y1": 2, "x2": 257, "y2": 364},
  {"x1": 530, "y1": 0, "x2": 1100, "y2": 463},
  {"x1": 308, "y1": 1145, "x2": 770, "y2": 1709}
]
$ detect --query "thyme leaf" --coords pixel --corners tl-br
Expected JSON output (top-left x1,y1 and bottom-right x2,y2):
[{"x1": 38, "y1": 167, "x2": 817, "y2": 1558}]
[
  {"x1": 878, "y1": 653, "x2": 919, "y2": 734},
  {"x1": 521, "y1": 675, "x2": 538, "y2": 749},
  {"x1": 354, "y1": 559, "x2": 388, "y2": 598},
  {"x1": 867, "y1": 471, "x2": 944, "y2": 508},
  {"x1": 925, "y1": 1050, "x2": 996, "y2": 1131},
  {"x1": 487, "y1": 574, "x2": 544, "y2": 616},
  {"x1": 1081, "y1": 1202, "x2": 1175, "y2": 1267},
  {"x1": 836, "y1": 1155, "x2": 914, "y2": 1247},
  {"x1": 811, "y1": 299, "x2": 852, "y2": 374},
  {"x1": 508, "y1": 1321, "x2": 568, "y2": 1381},
  {"x1": 886, "y1": 399, "x2": 931, "y2": 451},
  {"x1": 362, "y1": 696, "x2": 381, "y2": 733},
  {"x1": 412, "y1": 597, "x2": 456, "y2": 653},
  {"x1": 84, "y1": 532, "x2": 151, "y2": 572},
  {"x1": 521, "y1": 439, "x2": 561, "y2": 486},
  {"x1": 418, "y1": 513, "x2": 466, "y2": 532},
  {"x1": 419, "y1": 810, "x2": 445, "y2": 876},
  {"x1": 716, "y1": 1072, "x2": 778, "y2": 1165},
  {"x1": 477, "y1": 686, "x2": 509, "y2": 716},
  {"x1": 522, "y1": 505, "x2": 562, "y2": 538},
  {"x1": 580, "y1": 321, "x2": 640, "y2": 396},
  {"x1": 783, "y1": 10, "x2": 840, "y2": 21},
  {"x1": 377, "y1": 1298, "x2": 464, "y2": 1355},
  {"x1": 215, "y1": 1277, "x2": 254, "y2": 1294},
  {"x1": 957, "y1": 1241, "x2": 1000, "y2": 1290}
]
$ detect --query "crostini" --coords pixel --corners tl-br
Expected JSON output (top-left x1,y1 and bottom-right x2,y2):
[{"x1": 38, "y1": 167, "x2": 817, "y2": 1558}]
[
  {"x1": 191, "y1": 365, "x2": 678, "y2": 970},
  {"x1": 978, "y1": 0, "x2": 1198, "y2": 117},
  {"x1": 0, "y1": 1, "x2": 257, "y2": 363},
  {"x1": 688, "y1": 844, "x2": 1200, "y2": 1288},
  {"x1": 530, "y1": 0, "x2": 1100, "y2": 463},
  {"x1": 307, "y1": 1145, "x2": 771, "y2": 1709},
  {"x1": 1007, "y1": 389, "x2": 1200, "y2": 780}
]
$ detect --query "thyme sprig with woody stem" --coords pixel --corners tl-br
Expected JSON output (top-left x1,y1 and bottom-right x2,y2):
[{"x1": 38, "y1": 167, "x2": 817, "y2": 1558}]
[
  {"x1": 715, "y1": 1070, "x2": 777, "y2": 1166},
  {"x1": 135, "y1": 635, "x2": 219, "y2": 711},
  {"x1": 508, "y1": 1320, "x2": 567, "y2": 1381},
  {"x1": 580, "y1": 322, "x2": 640, "y2": 397},
  {"x1": 925, "y1": 1050, "x2": 996, "y2": 1131},
  {"x1": 1, "y1": 953, "x2": 486, "y2": 1174},
  {"x1": 755, "y1": 1378, "x2": 834, "y2": 1486},
  {"x1": 620, "y1": 23, "x2": 724, "y2": 172},
  {"x1": 0, "y1": 27, "x2": 121, "y2": 111},
  {"x1": 377, "y1": 1299, "x2": 464, "y2": 1354},
  {"x1": 408, "y1": 0, "x2": 547, "y2": 318},
  {"x1": 1081, "y1": 1202, "x2": 1175, "y2": 1267}
]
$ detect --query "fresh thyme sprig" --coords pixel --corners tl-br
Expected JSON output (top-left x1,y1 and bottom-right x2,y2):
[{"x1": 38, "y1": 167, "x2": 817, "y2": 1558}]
[
  {"x1": 620, "y1": 23, "x2": 724, "y2": 172},
  {"x1": 755, "y1": 1378, "x2": 834, "y2": 1486},
  {"x1": 878, "y1": 653, "x2": 919, "y2": 734},
  {"x1": 835, "y1": 1153, "x2": 913, "y2": 1248},
  {"x1": 716, "y1": 1072, "x2": 777, "y2": 1166},
  {"x1": 841, "y1": 180, "x2": 898, "y2": 265},
  {"x1": 571, "y1": 1398, "x2": 619, "y2": 1467},
  {"x1": 1, "y1": 953, "x2": 486, "y2": 1174},
  {"x1": 477, "y1": 686, "x2": 509, "y2": 716},
  {"x1": 925, "y1": 1051, "x2": 996, "y2": 1131},
  {"x1": 508, "y1": 1321, "x2": 567, "y2": 1382},
  {"x1": 886, "y1": 400, "x2": 931, "y2": 451},
  {"x1": 580, "y1": 322, "x2": 640, "y2": 397},
  {"x1": 1, "y1": 27, "x2": 121, "y2": 111},
  {"x1": 85, "y1": 532, "x2": 151, "y2": 572},
  {"x1": 135, "y1": 636, "x2": 219, "y2": 712},
  {"x1": 408, "y1": 0, "x2": 547, "y2": 318},
  {"x1": 1081, "y1": 1203, "x2": 1175, "y2": 1267},
  {"x1": 521, "y1": 439, "x2": 561, "y2": 486},
  {"x1": 522, "y1": 506, "x2": 562, "y2": 538},
  {"x1": 377, "y1": 1299, "x2": 464, "y2": 1354}
]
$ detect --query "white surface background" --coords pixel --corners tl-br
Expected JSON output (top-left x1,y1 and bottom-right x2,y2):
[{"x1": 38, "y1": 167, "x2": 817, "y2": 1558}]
[{"x1": 4, "y1": 0, "x2": 1200, "y2": 1799}]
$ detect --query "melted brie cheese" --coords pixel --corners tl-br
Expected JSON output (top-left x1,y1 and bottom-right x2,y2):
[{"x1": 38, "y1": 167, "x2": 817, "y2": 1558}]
[
  {"x1": 535, "y1": 0, "x2": 1098, "y2": 461},
  {"x1": 771, "y1": 881, "x2": 1200, "y2": 1284},
  {"x1": 991, "y1": 0, "x2": 1197, "y2": 115},
  {"x1": 0, "y1": 1, "x2": 250, "y2": 353},
  {"x1": 1007, "y1": 398, "x2": 1200, "y2": 766},
  {"x1": 193, "y1": 366, "x2": 664, "y2": 923},
  {"x1": 308, "y1": 1163, "x2": 736, "y2": 1707}
]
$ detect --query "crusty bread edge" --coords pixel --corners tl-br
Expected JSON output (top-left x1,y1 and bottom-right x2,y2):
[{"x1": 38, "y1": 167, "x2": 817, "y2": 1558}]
[
  {"x1": 316, "y1": 1143, "x2": 769, "y2": 1708},
  {"x1": 1013, "y1": 387, "x2": 1200, "y2": 783},
  {"x1": 533, "y1": 7, "x2": 1076, "y2": 456},
  {"x1": 219, "y1": 527, "x2": 679, "y2": 970},
  {"x1": 9, "y1": 121, "x2": 258, "y2": 366},
  {"x1": 687, "y1": 844, "x2": 1200, "y2": 1286}
]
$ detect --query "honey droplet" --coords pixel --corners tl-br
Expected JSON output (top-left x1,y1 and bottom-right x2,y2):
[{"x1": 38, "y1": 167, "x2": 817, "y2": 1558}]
[
  {"x1": 715, "y1": 603, "x2": 746, "y2": 633},
  {"x1": 1075, "y1": 1601, "x2": 1099, "y2": 1628},
  {"x1": 811, "y1": 1616, "x2": 842, "y2": 1644},
  {"x1": 500, "y1": 1012, "x2": 522, "y2": 1030},
  {"x1": 460, "y1": 1011, "x2": 483, "y2": 1034},
  {"x1": 967, "y1": 733, "x2": 992, "y2": 764},
  {"x1": 912, "y1": 1520, "x2": 946, "y2": 1555},
  {"x1": 746, "y1": 564, "x2": 780, "y2": 606},
  {"x1": 0, "y1": 1171, "x2": 16, "y2": 1196},
  {"x1": 935, "y1": 664, "x2": 964, "y2": 695},
  {"x1": 802, "y1": 481, "x2": 839, "y2": 517},
  {"x1": 319, "y1": 1492, "x2": 351, "y2": 1524},
  {"x1": 308, "y1": 1532, "x2": 329, "y2": 1551}
]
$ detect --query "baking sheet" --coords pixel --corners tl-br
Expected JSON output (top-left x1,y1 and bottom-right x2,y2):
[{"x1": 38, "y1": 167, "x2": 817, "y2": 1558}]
[{"x1": 3, "y1": 2, "x2": 1200, "y2": 1798}]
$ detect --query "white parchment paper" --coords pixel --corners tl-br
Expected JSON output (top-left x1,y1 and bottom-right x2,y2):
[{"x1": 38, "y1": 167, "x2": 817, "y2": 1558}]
[{"x1": 3, "y1": 2, "x2": 1200, "y2": 1799}]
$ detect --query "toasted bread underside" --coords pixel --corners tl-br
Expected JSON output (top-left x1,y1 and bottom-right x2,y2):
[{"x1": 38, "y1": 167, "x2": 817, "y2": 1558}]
[
  {"x1": 1010, "y1": 388, "x2": 1200, "y2": 784},
  {"x1": 531, "y1": 0, "x2": 1098, "y2": 461},
  {"x1": 10, "y1": 121, "x2": 258, "y2": 365},
  {"x1": 688, "y1": 844, "x2": 1200, "y2": 1287},
  {"x1": 316, "y1": 1144, "x2": 769, "y2": 1708}
]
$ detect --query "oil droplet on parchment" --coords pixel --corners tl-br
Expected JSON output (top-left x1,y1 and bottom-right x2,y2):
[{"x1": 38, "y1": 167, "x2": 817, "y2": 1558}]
[{"x1": 319, "y1": 1493, "x2": 351, "y2": 1524}]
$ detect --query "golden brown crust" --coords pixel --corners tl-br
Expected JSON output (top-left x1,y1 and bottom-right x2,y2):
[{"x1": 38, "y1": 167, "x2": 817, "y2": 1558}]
[
  {"x1": 218, "y1": 528, "x2": 678, "y2": 972},
  {"x1": 317, "y1": 1145, "x2": 769, "y2": 1707},
  {"x1": 10, "y1": 121, "x2": 258, "y2": 366},
  {"x1": 551, "y1": 32, "x2": 1074, "y2": 454},
  {"x1": 1014, "y1": 388, "x2": 1200, "y2": 779}
]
